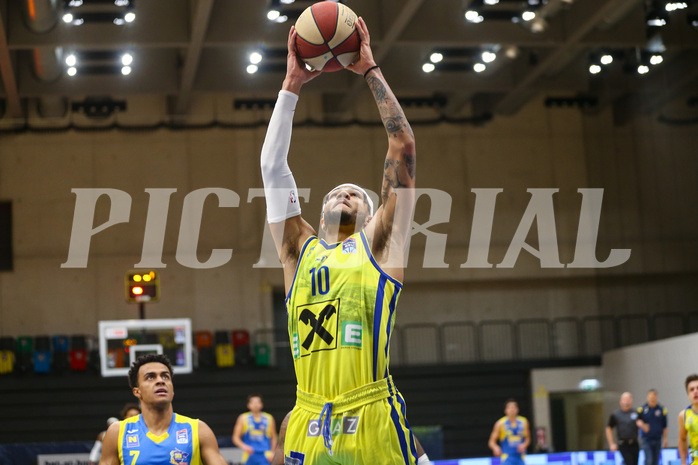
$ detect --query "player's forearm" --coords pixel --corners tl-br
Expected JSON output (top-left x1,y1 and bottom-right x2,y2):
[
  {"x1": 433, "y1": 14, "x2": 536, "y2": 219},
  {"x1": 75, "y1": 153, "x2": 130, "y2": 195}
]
[
  {"x1": 678, "y1": 438, "x2": 688, "y2": 464},
  {"x1": 605, "y1": 427, "x2": 615, "y2": 447},
  {"x1": 366, "y1": 69, "x2": 414, "y2": 146}
]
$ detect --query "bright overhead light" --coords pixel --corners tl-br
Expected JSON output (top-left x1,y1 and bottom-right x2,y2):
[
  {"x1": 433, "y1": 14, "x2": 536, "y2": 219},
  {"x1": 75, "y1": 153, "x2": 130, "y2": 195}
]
[
  {"x1": 124, "y1": 12, "x2": 136, "y2": 22},
  {"x1": 650, "y1": 54, "x2": 663, "y2": 65},
  {"x1": 69, "y1": 0, "x2": 83, "y2": 5},
  {"x1": 422, "y1": 63, "x2": 436, "y2": 73},
  {"x1": 429, "y1": 52, "x2": 443, "y2": 63},
  {"x1": 246, "y1": 64, "x2": 259, "y2": 74},
  {"x1": 638, "y1": 65, "x2": 650, "y2": 74},
  {"x1": 121, "y1": 66, "x2": 132, "y2": 75},
  {"x1": 249, "y1": 52, "x2": 263, "y2": 64},
  {"x1": 589, "y1": 64, "x2": 602, "y2": 74},
  {"x1": 65, "y1": 53, "x2": 77, "y2": 66},
  {"x1": 67, "y1": 67, "x2": 77, "y2": 76},
  {"x1": 267, "y1": 10, "x2": 281, "y2": 21},
  {"x1": 522, "y1": 11, "x2": 536, "y2": 21},
  {"x1": 473, "y1": 63, "x2": 486, "y2": 73},
  {"x1": 114, "y1": 0, "x2": 129, "y2": 5},
  {"x1": 600, "y1": 54, "x2": 613, "y2": 65},
  {"x1": 465, "y1": 10, "x2": 484, "y2": 23},
  {"x1": 275, "y1": 15, "x2": 288, "y2": 23},
  {"x1": 62, "y1": 13, "x2": 74, "y2": 23},
  {"x1": 647, "y1": 18, "x2": 666, "y2": 26},
  {"x1": 665, "y1": 2, "x2": 687, "y2": 11},
  {"x1": 280, "y1": 0, "x2": 295, "y2": 3},
  {"x1": 482, "y1": 51, "x2": 497, "y2": 63},
  {"x1": 483, "y1": 0, "x2": 499, "y2": 4},
  {"x1": 121, "y1": 53, "x2": 133, "y2": 66}
]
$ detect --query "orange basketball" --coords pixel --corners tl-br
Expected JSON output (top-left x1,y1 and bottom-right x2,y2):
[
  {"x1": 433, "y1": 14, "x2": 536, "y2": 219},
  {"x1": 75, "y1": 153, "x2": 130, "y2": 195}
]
[{"x1": 294, "y1": 1, "x2": 360, "y2": 72}]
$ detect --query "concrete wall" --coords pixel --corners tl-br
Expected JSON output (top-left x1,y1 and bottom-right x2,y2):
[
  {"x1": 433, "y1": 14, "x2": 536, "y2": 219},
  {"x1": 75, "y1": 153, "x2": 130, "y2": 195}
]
[
  {"x1": 602, "y1": 333, "x2": 698, "y2": 447},
  {"x1": 0, "y1": 92, "x2": 695, "y2": 336}
]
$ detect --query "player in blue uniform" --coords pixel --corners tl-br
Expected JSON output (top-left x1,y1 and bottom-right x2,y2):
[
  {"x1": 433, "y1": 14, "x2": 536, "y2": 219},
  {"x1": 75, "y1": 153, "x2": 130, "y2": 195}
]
[
  {"x1": 488, "y1": 399, "x2": 530, "y2": 465},
  {"x1": 232, "y1": 394, "x2": 277, "y2": 464},
  {"x1": 98, "y1": 354, "x2": 227, "y2": 465}
]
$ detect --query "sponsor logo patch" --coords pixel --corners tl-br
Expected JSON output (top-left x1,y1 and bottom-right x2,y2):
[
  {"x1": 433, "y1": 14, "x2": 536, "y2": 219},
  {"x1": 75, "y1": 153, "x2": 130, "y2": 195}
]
[
  {"x1": 176, "y1": 428, "x2": 188, "y2": 444},
  {"x1": 341, "y1": 321, "x2": 362, "y2": 347},
  {"x1": 126, "y1": 434, "x2": 139, "y2": 448},
  {"x1": 296, "y1": 300, "x2": 339, "y2": 357},
  {"x1": 169, "y1": 448, "x2": 189, "y2": 465},
  {"x1": 342, "y1": 238, "x2": 356, "y2": 254},
  {"x1": 285, "y1": 451, "x2": 305, "y2": 465},
  {"x1": 307, "y1": 417, "x2": 359, "y2": 437}
]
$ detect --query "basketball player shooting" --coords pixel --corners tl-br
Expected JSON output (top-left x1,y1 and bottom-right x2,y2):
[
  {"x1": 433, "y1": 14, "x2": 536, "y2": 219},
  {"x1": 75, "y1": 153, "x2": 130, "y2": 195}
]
[{"x1": 260, "y1": 15, "x2": 424, "y2": 465}]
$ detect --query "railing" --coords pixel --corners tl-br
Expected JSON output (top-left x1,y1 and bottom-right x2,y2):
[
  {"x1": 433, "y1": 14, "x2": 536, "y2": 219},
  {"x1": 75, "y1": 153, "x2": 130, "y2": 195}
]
[{"x1": 253, "y1": 312, "x2": 697, "y2": 367}]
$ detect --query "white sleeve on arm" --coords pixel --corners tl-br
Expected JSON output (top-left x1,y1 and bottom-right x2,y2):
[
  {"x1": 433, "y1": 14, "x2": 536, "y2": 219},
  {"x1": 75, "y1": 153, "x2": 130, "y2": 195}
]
[
  {"x1": 261, "y1": 90, "x2": 302, "y2": 224},
  {"x1": 88, "y1": 439, "x2": 102, "y2": 463}
]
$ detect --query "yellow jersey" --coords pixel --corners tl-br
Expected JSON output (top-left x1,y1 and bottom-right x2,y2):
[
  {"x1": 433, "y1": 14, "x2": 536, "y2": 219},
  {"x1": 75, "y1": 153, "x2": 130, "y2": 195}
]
[
  {"x1": 685, "y1": 407, "x2": 698, "y2": 459},
  {"x1": 286, "y1": 231, "x2": 403, "y2": 398}
]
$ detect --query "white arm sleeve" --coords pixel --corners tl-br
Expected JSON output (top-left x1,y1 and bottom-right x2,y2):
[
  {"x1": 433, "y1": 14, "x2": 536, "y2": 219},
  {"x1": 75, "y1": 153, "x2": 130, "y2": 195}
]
[
  {"x1": 261, "y1": 90, "x2": 302, "y2": 224},
  {"x1": 88, "y1": 439, "x2": 102, "y2": 463}
]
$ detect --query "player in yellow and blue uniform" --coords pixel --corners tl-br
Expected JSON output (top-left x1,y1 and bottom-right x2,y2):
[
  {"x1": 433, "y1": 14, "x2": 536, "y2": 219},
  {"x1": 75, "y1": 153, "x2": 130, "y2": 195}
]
[
  {"x1": 233, "y1": 394, "x2": 277, "y2": 465},
  {"x1": 261, "y1": 15, "x2": 420, "y2": 465},
  {"x1": 98, "y1": 354, "x2": 227, "y2": 465},
  {"x1": 489, "y1": 399, "x2": 530, "y2": 465},
  {"x1": 679, "y1": 374, "x2": 698, "y2": 465}
]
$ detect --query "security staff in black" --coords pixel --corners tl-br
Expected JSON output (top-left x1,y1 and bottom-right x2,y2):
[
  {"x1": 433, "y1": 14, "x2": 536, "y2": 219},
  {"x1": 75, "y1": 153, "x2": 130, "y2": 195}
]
[
  {"x1": 637, "y1": 389, "x2": 668, "y2": 465},
  {"x1": 606, "y1": 392, "x2": 640, "y2": 465}
]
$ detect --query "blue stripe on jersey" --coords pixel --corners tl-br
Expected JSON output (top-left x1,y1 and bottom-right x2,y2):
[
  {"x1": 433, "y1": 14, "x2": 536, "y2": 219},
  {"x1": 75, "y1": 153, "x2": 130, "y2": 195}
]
[
  {"x1": 373, "y1": 274, "x2": 387, "y2": 382},
  {"x1": 359, "y1": 231, "x2": 403, "y2": 290},
  {"x1": 384, "y1": 288, "x2": 398, "y2": 378},
  {"x1": 387, "y1": 395, "x2": 411, "y2": 465},
  {"x1": 285, "y1": 236, "x2": 317, "y2": 304}
]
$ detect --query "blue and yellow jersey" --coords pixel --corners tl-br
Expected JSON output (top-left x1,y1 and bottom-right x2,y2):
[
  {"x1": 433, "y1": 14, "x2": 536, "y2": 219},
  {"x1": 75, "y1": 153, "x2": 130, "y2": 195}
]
[
  {"x1": 286, "y1": 231, "x2": 403, "y2": 398},
  {"x1": 240, "y1": 412, "x2": 274, "y2": 453},
  {"x1": 499, "y1": 416, "x2": 528, "y2": 461},
  {"x1": 684, "y1": 407, "x2": 698, "y2": 459},
  {"x1": 117, "y1": 413, "x2": 201, "y2": 465}
]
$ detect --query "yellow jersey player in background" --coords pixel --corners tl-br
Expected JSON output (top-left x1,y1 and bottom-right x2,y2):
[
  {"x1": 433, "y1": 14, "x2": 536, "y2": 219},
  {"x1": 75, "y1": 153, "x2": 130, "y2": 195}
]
[
  {"x1": 679, "y1": 374, "x2": 698, "y2": 465},
  {"x1": 232, "y1": 394, "x2": 277, "y2": 464},
  {"x1": 99, "y1": 354, "x2": 227, "y2": 465},
  {"x1": 260, "y1": 16, "x2": 424, "y2": 465},
  {"x1": 488, "y1": 399, "x2": 531, "y2": 465}
]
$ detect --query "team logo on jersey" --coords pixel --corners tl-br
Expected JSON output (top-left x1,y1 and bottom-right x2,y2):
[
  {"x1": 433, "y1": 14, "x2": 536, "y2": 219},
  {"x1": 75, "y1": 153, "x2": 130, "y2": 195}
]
[
  {"x1": 341, "y1": 321, "x2": 362, "y2": 347},
  {"x1": 307, "y1": 417, "x2": 359, "y2": 437},
  {"x1": 126, "y1": 434, "x2": 139, "y2": 448},
  {"x1": 655, "y1": 409, "x2": 662, "y2": 417},
  {"x1": 169, "y1": 448, "x2": 189, "y2": 465},
  {"x1": 285, "y1": 451, "x2": 305, "y2": 465},
  {"x1": 342, "y1": 238, "x2": 356, "y2": 254},
  {"x1": 296, "y1": 299, "x2": 339, "y2": 357},
  {"x1": 176, "y1": 429, "x2": 188, "y2": 444}
]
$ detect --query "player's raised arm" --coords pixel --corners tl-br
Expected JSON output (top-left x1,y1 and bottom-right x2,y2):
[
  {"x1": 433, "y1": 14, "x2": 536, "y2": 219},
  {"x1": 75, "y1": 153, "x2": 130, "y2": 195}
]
[
  {"x1": 261, "y1": 26, "x2": 319, "y2": 285},
  {"x1": 346, "y1": 17, "x2": 416, "y2": 271}
]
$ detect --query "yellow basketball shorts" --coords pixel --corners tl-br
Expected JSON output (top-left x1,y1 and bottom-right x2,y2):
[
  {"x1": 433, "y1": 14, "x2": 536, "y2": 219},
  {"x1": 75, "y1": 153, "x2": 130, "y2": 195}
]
[{"x1": 284, "y1": 377, "x2": 418, "y2": 465}]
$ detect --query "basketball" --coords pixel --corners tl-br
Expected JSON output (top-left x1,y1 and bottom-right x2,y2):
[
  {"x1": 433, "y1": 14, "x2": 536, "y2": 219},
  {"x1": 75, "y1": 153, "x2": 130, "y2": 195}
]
[{"x1": 294, "y1": 1, "x2": 360, "y2": 72}]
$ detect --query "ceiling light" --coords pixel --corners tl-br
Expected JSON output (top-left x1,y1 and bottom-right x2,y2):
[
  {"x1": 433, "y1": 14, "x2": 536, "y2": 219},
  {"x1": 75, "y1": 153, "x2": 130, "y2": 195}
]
[
  {"x1": 483, "y1": 0, "x2": 499, "y2": 4},
  {"x1": 600, "y1": 54, "x2": 613, "y2": 65},
  {"x1": 114, "y1": 0, "x2": 129, "y2": 5},
  {"x1": 69, "y1": 0, "x2": 83, "y2": 6},
  {"x1": 665, "y1": 2, "x2": 687, "y2": 11},
  {"x1": 124, "y1": 12, "x2": 135, "y2": 22},
  {"x1": 473, "y1": 63, "x2": 486, "y2": 73},
  {"x1": 65, "y1": 53, "x2": 77, "y2": 67},
  {"x1": 280, "y1": 0, "x2": 295, "y2": 3},
  {"x1": 589, "y1": 64, "x2": 602, "y2": 74},
  {"x1": 121, "y1": 66, "x2": 132, "y2": 75},
  {"x1": 650, "y1": 54, "x2": 663, "y2": 65},
  {"x1": 67, "y1": 67, "x2": 77, "y2": 76},
  {"x1": 62, "y1": 13, "x2": 74, "y2": 23},
  {"x1": 249, "y1": 52, "x2": 263, "y2": 64},
  {"x1": 429, "y1": 52, "x2": 443, "y2": 63},
  {"x1": 465, "y1": 10, "x2": 484, "y2": 23},
  {"x1": 422, "y1": 63, "x2": 435, "y2": 73},
  {"x1": 246, "y1": 64, "x2": 259, "y2": 74},
  {"x1": 637, "y1": 65, "x2": 650, "y2": 74},
  {"x1": 121, "y1": 53, "x2": 133, "y2": 66},
  {"x1": 275, "y1": 15, "x2": 288, "y2": 23},
  {"x1": 522, "y1": 11, "x2": 536, "y2": 21},
  {"x1": 530, "y1": 17, "x2": 547, "y2": 32},
  {"x1": 267, "y1": 10, "x2": 281, "y2": 21},
  {"x1": 647, "y1": 18, "x2": 666, "y2": 26},
  {"x1": 482, "y1": 51, "x2": 497, "y2": 63}
]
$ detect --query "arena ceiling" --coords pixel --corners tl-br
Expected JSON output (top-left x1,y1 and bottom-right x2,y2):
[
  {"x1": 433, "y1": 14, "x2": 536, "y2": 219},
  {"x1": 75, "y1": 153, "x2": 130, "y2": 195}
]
[{"x1": 1, "y1": 0, "x2": 697, "y2": 124}]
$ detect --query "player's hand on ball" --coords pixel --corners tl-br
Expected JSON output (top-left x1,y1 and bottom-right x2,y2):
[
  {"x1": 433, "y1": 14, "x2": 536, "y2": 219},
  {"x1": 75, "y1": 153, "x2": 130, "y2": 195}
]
[
  {"x1": 284, "y1": 26, "x2": 320, "y2": 91},
  {"x1": 346, "y1": 17, "x2": 377, "y2": 76}
]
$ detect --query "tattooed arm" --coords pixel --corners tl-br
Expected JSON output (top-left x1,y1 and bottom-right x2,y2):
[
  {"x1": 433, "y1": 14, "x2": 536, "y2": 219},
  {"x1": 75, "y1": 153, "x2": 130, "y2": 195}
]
[{"x1": 347, "y1": 18, "x2": 416, "y2": 279}]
